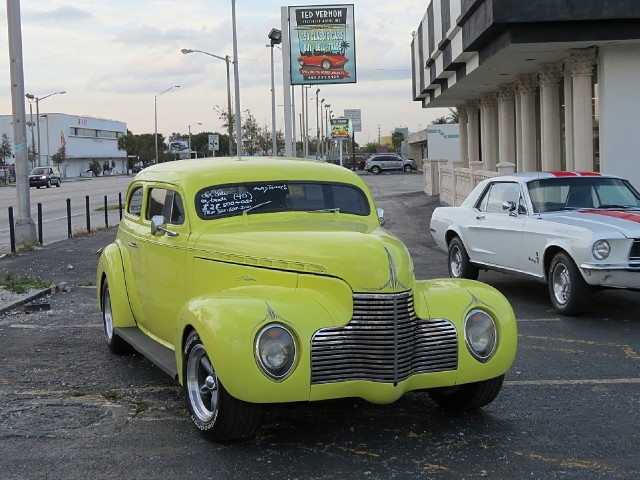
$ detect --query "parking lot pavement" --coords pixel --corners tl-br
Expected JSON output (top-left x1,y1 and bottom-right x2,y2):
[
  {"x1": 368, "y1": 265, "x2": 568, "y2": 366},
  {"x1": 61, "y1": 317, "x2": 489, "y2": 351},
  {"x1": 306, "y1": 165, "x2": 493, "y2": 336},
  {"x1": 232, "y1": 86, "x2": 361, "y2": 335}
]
[{"x1": 0, "y1": 172, "x2": 638, "y2": 480}]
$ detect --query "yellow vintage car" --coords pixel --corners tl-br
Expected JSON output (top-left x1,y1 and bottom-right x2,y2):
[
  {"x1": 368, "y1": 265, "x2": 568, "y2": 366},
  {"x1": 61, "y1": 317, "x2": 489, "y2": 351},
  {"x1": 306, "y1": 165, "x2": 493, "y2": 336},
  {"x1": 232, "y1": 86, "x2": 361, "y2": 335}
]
[{"x1": 97, "y1": 157, "x2": 517, "y2": 441}]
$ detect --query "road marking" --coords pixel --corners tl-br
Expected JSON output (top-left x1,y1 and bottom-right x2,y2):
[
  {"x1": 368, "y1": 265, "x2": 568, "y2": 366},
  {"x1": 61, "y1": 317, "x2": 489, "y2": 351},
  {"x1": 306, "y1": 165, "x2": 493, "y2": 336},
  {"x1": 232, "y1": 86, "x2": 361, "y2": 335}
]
[
  {"x1": 520, "y1": 334, "x2": 640, "y2": 360},
  {"x1": 506, "y1": 378, "x2": 640, "y2": 386}
]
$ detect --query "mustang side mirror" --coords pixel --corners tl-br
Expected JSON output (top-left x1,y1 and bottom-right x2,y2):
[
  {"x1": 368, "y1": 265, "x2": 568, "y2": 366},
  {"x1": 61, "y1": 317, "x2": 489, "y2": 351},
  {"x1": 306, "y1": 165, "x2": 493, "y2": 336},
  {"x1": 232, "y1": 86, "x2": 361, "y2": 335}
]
[
  {"x1": 377, "y1": 207, "x2": 385, "y2": 226},
  {"x1": 151, "y1": 215, "x2": 179, "y2": 237},
  {"x1": 502, "y1": 201, "x2": 517, "y2": 216}
]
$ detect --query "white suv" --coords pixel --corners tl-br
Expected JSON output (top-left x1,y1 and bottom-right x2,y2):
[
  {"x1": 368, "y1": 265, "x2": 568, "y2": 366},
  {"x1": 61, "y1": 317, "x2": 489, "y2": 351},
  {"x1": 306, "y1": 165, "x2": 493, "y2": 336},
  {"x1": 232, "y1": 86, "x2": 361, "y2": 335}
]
[{"x1": 364, "y1": 154, "x2": 416, "y2": 174}]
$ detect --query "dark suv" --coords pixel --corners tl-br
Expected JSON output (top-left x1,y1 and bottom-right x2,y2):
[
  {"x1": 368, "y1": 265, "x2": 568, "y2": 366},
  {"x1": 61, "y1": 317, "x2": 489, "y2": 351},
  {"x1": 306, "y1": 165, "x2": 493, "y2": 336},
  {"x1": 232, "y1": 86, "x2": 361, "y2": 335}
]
[
  {"x1": 364, "y1": 154, "x2": 416, "y2": 174},
  {"x1": 29, "y1": 166, "x2": 62, "y2": 188}
]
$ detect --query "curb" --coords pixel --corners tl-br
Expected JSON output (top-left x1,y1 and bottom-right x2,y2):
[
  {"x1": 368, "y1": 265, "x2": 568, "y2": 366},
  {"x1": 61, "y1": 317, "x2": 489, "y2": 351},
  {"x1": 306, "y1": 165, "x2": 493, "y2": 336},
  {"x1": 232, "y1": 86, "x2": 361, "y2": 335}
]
[{"x1": 0, "y1": 287, "x2": 54, "y2": 316}]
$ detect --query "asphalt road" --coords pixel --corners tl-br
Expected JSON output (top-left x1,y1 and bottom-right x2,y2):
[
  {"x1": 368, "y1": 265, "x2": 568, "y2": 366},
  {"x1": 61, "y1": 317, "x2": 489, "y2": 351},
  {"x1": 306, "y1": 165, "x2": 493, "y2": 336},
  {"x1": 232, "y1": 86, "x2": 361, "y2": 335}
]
[{"x1": 0, "y1": 171, "x2": 638, "y2": 479}]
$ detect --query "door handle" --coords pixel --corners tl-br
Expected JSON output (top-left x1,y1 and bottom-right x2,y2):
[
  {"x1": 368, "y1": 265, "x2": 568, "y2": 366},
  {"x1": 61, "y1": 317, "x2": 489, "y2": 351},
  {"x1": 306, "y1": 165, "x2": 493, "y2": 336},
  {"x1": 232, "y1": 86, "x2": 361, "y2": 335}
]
[
  {"x1": 128, "y1": 242, "x2": 137, "y2": 248},
  {"x1": 475, "y1": 215, "x2": 485, "y2": 220}
]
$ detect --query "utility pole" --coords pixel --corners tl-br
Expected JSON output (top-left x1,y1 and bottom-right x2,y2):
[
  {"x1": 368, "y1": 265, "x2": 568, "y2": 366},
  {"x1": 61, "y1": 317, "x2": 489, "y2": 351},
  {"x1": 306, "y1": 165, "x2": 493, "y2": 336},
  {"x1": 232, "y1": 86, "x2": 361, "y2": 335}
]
[{"x1": 6, "y1": 0, "x2": 37, "y2": 245}]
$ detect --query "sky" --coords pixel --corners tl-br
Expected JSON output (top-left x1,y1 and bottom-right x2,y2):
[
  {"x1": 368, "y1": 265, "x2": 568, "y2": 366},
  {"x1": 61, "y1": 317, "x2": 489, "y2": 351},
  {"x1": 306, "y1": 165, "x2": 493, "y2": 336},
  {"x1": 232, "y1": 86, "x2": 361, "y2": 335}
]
[{"x1": 0, "y1": 0, "x2": 447, "y2": 146}]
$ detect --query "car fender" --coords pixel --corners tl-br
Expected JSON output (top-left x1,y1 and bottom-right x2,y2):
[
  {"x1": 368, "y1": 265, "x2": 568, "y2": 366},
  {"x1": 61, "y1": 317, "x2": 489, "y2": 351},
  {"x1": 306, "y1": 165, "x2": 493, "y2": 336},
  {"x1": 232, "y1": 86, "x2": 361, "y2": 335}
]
[
  {"x1": 174, "y1": 281, "x2": 352, "y2": 403},
  {"x1": 96, "y1": 243, "x2": 136, "y2": 328},
  {"x1": 413, "y1": 278, "x2": 518, "y2": 385}
]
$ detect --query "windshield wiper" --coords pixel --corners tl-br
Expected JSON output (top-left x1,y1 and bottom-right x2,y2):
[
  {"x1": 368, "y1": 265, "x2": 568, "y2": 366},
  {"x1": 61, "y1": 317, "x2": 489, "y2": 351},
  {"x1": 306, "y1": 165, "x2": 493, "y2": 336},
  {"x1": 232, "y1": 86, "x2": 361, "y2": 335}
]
[
  {"x1": 242, "y1": 200, "x2": 272, "y2": 215},
  {"x1": 309, "y1": 208, "x2": 340, "y2": 213},
  {"x1": 597, "y1": 204, "x2": 639, "y2": 209}
]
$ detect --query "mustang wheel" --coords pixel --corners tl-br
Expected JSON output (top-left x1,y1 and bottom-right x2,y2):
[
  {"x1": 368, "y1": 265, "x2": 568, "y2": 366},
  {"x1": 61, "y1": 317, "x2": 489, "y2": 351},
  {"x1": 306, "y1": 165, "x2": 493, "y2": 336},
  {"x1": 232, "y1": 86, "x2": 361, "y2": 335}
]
[
  {"x1": 548, "y1": 251, "x2": 592, "y2": 315},
  {"x1": 101, "y1": 280, "x2": 131, "y2": 354},
  {"x1": 448, "y1": 237, "x2": 479, "y2": 280},
  {"x1": 321, "y1": 59, "x2": 331, "y2": 70},
  {"x1": 427, "y1": 375, "x2": 504, "y2": 411},
  {"x1": 183, "y1": 331, "x2": 260, "y2": 442},
  {"x1": 371, "y1": 166, "x2": 381, "y2": 175}
]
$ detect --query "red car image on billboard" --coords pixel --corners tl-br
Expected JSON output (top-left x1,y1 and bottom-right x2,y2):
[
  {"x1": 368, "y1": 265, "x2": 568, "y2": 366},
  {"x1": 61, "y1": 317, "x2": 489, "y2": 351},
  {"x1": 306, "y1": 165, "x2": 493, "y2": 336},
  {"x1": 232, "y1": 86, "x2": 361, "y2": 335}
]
[{"x1": 297, "y1": 52, "x2": 349, "y2": 70}]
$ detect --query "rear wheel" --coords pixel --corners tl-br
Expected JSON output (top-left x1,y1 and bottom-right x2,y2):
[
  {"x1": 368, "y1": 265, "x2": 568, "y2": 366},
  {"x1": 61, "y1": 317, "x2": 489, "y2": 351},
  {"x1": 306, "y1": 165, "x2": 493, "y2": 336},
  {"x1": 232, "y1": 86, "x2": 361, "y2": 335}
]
[
  {"x1": 371, "y1": 166, "x2": 381, "y2": 175},
  {"x1": 46, "y1": 179, "x2": 51, "y2": 188},
  {"x1": 404, "y1": 164, "x2": 412, "y2": 172},
  {"x1": 548, "y1": 251, "x2": 592, "y2": 315},
  {"x1": 428, "y1": 375, "x2": 505, "y2": 411},
  {"x1": 183, "y1": 331, "x2": 260, "y2": 441},
  {"x1": 55, "y1": 178, "x2": 61, "y2": 187},
  {"x1": 101, "y1": 280, "x2": 131, "y2": 354},
  {"x1": 448, "y1": 237, "x2": 479, "y2": 280}
]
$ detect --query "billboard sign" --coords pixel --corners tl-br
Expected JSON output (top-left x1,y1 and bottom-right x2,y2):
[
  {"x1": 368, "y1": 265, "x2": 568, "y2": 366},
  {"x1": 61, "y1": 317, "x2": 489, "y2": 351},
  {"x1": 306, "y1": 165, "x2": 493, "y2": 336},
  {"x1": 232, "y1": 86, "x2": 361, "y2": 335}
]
[
  {"x1": 288, "y1": 4, "x2": 356, "y2": 85},
  {"x1": 329, "y1": 117, "x2": 352, "y2": 140}
]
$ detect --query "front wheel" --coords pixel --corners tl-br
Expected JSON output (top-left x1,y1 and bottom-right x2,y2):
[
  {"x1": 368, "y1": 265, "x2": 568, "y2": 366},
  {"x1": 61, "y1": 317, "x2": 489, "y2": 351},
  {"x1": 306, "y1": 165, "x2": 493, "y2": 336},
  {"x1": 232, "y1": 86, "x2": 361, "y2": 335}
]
[
  {"x1": 428, "y1": 375, "x2": 505, "y2": 411},
  {"x1": 56, "y1": 178, "x2": 61, "y2": 187},
  {"x1": 548, "y1": 252, "x2": 592, "y2": 315},
  {"x1": 403, "y1": 164, "x2": 412, "y2": 172},
  {"x1": 370, "y1": 166, "x2": 381, "y2": 175},
  {"x1": 183, "y1": 331, "x2": 260, "y2": 442},
  {"x1": 321, "y1": 59, "x2": 331, "y2": 70},
  {"x1": 101, "y1": 280, "x2": 131, "y2": 354},
  {"x1": 46, "y1": 179, "x2": 51, "y2": 188},
  {"x1": 448, "y1": 237, "x2": 479, "y2": 280}
]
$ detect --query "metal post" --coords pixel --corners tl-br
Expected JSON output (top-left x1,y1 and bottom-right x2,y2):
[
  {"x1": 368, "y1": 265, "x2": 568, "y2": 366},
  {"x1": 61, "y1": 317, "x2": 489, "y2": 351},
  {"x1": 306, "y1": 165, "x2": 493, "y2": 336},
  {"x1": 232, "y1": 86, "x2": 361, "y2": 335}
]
[
  {"x1": 315, "y1": 88, "x2": 320, "y2": 159},
  {"x1": 66, "y1": 199, "x2": 72, "y2": 238},
  {"x1": 8, "y1": 207, "x2": 16, "y2": 253},
  {"x1": 231, "y1": 0, "x2": 242, "y2": 156},
  {"x1": 154, "y1": 95, "x2": 158, "y2": 164},
  {"x1": 35, "y1": 98, "x2": 41, "y2": 166},
  {"x1": 225, "y1": 56, "x2": 233, "y2": 156},
  {"x1": 85, "y1": 195, "x2": 91, "y2": 233},
  {"x1": 104, "y1": 195, "x2": 109, "y2": 228},
  {"x1": 37, "y1": 203, "x2": 42, "y2": 244},
  {"x1": 118, "y1": 192, "x2": 123, "y2": 220},
  {"x1": 270, "y1": 43, "x2": 277, "y2": 156}
]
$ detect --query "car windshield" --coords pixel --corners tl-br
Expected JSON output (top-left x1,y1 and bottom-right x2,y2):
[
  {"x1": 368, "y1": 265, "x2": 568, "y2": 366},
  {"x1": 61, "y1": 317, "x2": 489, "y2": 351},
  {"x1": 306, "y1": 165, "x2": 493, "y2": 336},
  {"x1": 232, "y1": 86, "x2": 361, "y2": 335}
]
[
  {"x1": 527, "y1": 177, "x2": 640, "y2": 213},
  {"x1": 30, "y1": 168, "x2": 48, "y2": 175},
  {"x1": 196, "y1": 181, "x2": 370, "y2": 219}
]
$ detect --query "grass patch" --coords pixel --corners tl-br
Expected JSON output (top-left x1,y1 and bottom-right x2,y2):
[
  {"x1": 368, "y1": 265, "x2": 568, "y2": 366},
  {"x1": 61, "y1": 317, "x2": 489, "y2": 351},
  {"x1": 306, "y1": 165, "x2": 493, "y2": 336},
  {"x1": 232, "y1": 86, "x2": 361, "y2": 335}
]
[
  {"x1": 70, "y1": 391, "x2": 88, "y2": 397},
  {"x1": 95, "y1": 204, "x2": 121, "y2": 212},
  {"x1": 102, "y1": 390, "x2": 119, "y2": 401},
  {"x1": 78, "y1": 281, "x2": 96, "y2": 287},
  {"x1": 0, "y1": 273, "x2": 50, "y2": 294}
]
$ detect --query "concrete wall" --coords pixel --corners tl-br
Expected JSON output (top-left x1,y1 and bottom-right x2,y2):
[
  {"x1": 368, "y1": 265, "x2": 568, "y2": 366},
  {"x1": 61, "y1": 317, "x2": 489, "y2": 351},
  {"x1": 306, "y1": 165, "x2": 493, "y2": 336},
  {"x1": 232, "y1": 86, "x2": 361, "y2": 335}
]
[{"x1": 598, "y1": 44, "x2": 640, "y2": 190}]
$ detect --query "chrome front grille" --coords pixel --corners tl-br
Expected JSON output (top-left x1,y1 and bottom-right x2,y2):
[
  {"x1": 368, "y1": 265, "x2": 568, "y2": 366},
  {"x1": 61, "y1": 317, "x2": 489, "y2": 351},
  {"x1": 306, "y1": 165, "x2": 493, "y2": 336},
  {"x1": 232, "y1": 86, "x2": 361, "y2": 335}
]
[
  {"x1": 629, "y1": 240, "x2": 640, "y2": 262},
  {"x1": 310, "y1": 291, "x2": 458, "y2": 385}
]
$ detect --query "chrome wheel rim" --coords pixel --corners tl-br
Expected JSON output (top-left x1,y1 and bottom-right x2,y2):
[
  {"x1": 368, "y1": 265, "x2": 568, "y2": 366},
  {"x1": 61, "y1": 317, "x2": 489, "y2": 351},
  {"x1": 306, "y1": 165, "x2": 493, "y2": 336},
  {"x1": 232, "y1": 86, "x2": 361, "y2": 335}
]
[
  {"x1": 552, "y1": 263, "x2": 570, "y2": 305},
  {"x1": 186, "y1": 344, "x2": 218, "y2": 423},
  {"x1": 450, "y1": 245, "x2": 462, "y2": 277},
  {"x1": 103, "y1": 286, "x2": 114, "y2": 340}
]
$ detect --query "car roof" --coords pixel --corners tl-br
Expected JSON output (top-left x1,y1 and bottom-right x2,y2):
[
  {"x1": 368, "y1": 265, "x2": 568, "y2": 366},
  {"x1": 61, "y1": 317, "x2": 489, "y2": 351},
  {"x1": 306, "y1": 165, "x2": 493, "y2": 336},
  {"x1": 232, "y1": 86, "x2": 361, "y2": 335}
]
[
  {"x1": 492, "y1": 171, "x2": 624, "y2": 182},
  {"x1": 134, "y1": 157, "x2": 370, "y2": 192}
]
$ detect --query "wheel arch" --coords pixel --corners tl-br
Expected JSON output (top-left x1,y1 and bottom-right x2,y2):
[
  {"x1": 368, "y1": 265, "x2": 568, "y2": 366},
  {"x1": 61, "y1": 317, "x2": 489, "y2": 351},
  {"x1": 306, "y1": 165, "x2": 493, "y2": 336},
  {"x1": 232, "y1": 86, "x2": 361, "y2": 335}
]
[
  {"x1": 96, "y1": 244, "x2": 136, "y2": 328},
  {"x1": 542, "y1": 245, "x2": 569, "y2": 283}
]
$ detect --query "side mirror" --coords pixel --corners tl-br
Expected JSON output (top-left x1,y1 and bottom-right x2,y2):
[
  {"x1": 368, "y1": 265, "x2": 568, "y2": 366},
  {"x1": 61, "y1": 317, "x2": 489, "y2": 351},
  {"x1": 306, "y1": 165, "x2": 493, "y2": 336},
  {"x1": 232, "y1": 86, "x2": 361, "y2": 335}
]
[
  {"x1": 377, "y1": 207, "x2": 385, "y2": 226},
  {"x1": 502, "y1": 201, "x2": 517, "y2": 216},
  {"x1": 151, "y1": 215, "x2": 179, "y2": 237}
]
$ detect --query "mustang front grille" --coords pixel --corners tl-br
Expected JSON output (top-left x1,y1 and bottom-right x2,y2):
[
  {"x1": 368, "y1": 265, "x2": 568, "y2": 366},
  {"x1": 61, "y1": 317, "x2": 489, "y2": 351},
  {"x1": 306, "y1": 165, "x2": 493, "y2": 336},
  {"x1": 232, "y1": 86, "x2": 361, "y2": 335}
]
[
  {"x1": 629, "y1": 240, "x2": 640, "y2": 262},
  {"x1": 310, "y1": 291, "x2": 458, "y2": 385}
]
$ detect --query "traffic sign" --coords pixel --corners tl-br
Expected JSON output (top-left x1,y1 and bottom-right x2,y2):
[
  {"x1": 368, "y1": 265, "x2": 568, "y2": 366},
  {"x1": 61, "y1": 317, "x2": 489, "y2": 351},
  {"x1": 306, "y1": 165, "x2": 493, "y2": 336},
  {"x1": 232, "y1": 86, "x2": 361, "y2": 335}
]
[
  {"x1": 343, "y1": 109, "x2": 361, "y2": 132},
  {"x1": 208, "y1": 134, "x2": 219, "y2": 151}
]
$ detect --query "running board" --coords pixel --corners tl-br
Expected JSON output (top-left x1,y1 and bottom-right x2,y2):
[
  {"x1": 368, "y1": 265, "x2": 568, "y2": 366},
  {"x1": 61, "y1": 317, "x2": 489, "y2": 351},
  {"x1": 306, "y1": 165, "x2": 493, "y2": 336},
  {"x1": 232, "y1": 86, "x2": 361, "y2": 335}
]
[{"x1": 115, "y1": 327, "x2": 178, "y2": 379}]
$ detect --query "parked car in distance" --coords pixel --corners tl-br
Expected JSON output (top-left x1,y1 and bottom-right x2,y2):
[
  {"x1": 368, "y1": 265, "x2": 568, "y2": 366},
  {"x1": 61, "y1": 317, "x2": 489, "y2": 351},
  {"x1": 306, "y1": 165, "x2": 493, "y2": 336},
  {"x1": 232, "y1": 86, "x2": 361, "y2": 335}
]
[
  {"x1": 28, "y1": 166, "x2": 61, "y2": 188},
  {"x1": 365, "y1": 154, "x2": 416, "y2": 174},
  {"x1": 430, "y1": 171, "x2": 640, "y2": 315},
  {"x1": 97, "y1": 157, "x2": 518, "y2": 441}
]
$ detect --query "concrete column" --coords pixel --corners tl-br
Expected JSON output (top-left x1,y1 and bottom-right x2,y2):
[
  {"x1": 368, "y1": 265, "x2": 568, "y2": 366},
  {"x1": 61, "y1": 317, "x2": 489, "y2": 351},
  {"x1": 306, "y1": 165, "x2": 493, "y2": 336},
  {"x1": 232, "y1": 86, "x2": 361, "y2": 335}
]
[
  {"x1": 481, "y1": 93, "x2": 498, "y2": 170},
  {"x1": 568, "y1": 48, "x2": 596, "y2": 172},
  {"x1": 563, "y1": 68, "x2": 574, "y2": 171},
  {"x1": 497, "y1": 84, "x2": 516, "y2": 165},
  {"x1": 539, "y1": 63, "x2": 564, "y2": 171},
  {"x1": 515, "y1": 91, "x2": 522, "y2": 172},
  {"x1": 457, "y1": 104, "x2": 469, "y2": 166},
  {"x1": 466, "y1": 100, "x2": 480, "y2": 164},
  {"x1": 518, "y1": 74, "x2": 538, "y2": 172}
]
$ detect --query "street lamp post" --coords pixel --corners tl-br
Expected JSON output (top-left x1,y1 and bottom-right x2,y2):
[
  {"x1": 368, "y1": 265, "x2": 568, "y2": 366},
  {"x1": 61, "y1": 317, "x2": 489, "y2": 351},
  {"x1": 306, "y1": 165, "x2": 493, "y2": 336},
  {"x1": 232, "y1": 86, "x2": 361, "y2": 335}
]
[
  {"x1": 154, "y1": 85, "x2": 180, "y2": 164},
  {"x1": 25, "y1": 90, "x2": 66, "y2": 166},
  {"x1": 231, "y1": 0, "x2": 242, "y2": 156},
  {"x1": 315, "y1": 88, "x2": 320, "y2": 159},
  {"x1": 324, "y1": 103, "x2": 331, "y2": 159},
  {"x1": 188, "y1": 122, "x2": 202, "y2": 158},
  {"x1": 181, "y1": 49, "x2": 234, "y2": 156},
  {"x1": 41, "y1": 115, "x2": 51, "y2": 165},
  {"x1": 320, "y1": 99, "x2": 325, "y2": 158},
  {"x1": 268, "y1": 28, "x2": 282, "y2": 156}
]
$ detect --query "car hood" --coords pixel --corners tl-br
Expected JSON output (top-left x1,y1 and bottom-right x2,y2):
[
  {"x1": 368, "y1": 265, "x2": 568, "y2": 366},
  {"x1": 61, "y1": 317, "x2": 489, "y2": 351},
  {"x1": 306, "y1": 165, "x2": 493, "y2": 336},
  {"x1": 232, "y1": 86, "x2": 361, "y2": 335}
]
[
  {"x1": 192, "y1": 219, "x2": 414, "y2": 292},
  {"x1": 541, "y1": 209, "x2": 640, "y2": 238}
]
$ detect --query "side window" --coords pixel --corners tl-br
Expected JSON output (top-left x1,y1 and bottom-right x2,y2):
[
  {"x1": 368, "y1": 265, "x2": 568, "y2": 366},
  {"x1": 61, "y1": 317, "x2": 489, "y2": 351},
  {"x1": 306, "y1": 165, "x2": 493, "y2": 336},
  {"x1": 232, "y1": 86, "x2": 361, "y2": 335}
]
[
  {"x1": 128, "y1": 187, "x2": 143, "y2": 217},
  {"x1": 477, "y1": 182, "x2": 522, "y2": 214},
  {"x1": 146, "y1": 188, "x2": 185, "y2": 225}
]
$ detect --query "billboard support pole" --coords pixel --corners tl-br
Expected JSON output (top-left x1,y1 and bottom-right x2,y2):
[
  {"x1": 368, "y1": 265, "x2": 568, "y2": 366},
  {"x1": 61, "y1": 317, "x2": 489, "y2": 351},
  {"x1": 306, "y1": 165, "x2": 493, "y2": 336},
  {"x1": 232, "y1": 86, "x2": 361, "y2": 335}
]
[{"x1": 280, "y1": 7, "x2": 293, "y2": 157}]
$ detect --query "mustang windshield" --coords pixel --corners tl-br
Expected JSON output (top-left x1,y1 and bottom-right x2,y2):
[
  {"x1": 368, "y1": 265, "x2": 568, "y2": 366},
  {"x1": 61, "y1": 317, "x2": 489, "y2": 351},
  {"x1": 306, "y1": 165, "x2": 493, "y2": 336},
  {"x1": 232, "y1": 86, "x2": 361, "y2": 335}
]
[
  {"x1": 196, "y1": 181, "x2": 370, "y2": 219},
  {"x1": 528, "y1": 177, "x2": 640, "y2": 213}
]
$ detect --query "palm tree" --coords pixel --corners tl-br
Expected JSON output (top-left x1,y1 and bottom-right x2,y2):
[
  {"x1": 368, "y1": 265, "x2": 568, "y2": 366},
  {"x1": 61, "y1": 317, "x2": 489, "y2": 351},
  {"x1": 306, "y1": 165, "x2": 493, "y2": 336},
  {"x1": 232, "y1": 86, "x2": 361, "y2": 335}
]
[{"x1": 339, "y1": 40, "x2": 350, "y2": 55}]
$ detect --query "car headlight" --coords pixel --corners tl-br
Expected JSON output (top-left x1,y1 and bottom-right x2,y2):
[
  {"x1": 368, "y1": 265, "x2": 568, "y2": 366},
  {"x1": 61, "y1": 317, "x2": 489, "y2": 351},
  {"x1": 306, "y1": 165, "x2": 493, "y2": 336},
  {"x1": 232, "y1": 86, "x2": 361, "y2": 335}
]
[
  {"x1": 464, "y1": 309, "x2": 497, "y2": 362},
  {"x1": 255, "y1": 324, "x2": 296, "y2": 380},
  {"x1": 592, "y1": 240, "x2": 610, "y2": 260}
]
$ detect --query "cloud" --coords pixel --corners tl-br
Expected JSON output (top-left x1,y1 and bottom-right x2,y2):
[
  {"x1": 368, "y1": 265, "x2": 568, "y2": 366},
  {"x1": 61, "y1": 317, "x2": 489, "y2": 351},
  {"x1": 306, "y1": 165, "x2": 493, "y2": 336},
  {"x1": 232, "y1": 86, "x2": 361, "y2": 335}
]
[{"x1": 25, "y1": 6, "x2": 94, "y2": 23}]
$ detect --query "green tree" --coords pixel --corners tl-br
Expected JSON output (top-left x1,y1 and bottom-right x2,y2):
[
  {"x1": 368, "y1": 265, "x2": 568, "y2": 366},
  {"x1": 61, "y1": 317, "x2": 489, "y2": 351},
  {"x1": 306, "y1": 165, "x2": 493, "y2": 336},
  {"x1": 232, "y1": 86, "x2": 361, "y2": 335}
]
[
  {"x1": 447, "y1": 107, "x2": 459, "y2": 124},
  {"x1": 242, "y1": 110, "x2": 262, "y2": 155},
  {"x1": 88, "y1": 159, "x2": 102, "y2": 177},
  {"x1": 432, "y1": 115, "x2": 448, "y2": 124},
  {"x1": 117, "y1": 131, "x2": 138, "y2": 170},
  {"x1": 0, "y1": 133, "x2": 12, "y2": 165},
  {"x1": 51, "y1": 145, "x2": 66, "y2": 168},
  {"x1": 214, "y1": 105, "x2": 235, "y2": 155},
  {"x1": 362, "y1": 142, "x2": 380, "y2": 154},
  {"x1": 391, "y1": 131, "x2": 405, "y2": 153}
]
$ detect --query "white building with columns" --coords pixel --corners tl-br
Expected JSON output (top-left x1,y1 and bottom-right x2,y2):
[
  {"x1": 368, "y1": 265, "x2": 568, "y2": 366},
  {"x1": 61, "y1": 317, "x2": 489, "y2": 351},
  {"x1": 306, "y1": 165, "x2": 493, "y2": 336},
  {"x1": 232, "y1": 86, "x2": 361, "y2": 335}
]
[{"x1": 411, "y1": 0, "x2": 640, "y2": 190}]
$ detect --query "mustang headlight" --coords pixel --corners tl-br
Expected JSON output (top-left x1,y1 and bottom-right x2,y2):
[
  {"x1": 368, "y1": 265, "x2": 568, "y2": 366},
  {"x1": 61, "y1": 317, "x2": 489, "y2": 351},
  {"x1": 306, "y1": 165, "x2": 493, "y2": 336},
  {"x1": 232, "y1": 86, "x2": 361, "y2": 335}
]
[
  {"x1": 592, "y1": 240, "x2": 610, "y2": 260},
  {"x1": 255, "y1": 324, "x2": 296, "y2": 380},
  {"x1": 464, "y1": 309, "x2": 497, "y2": 362}
]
